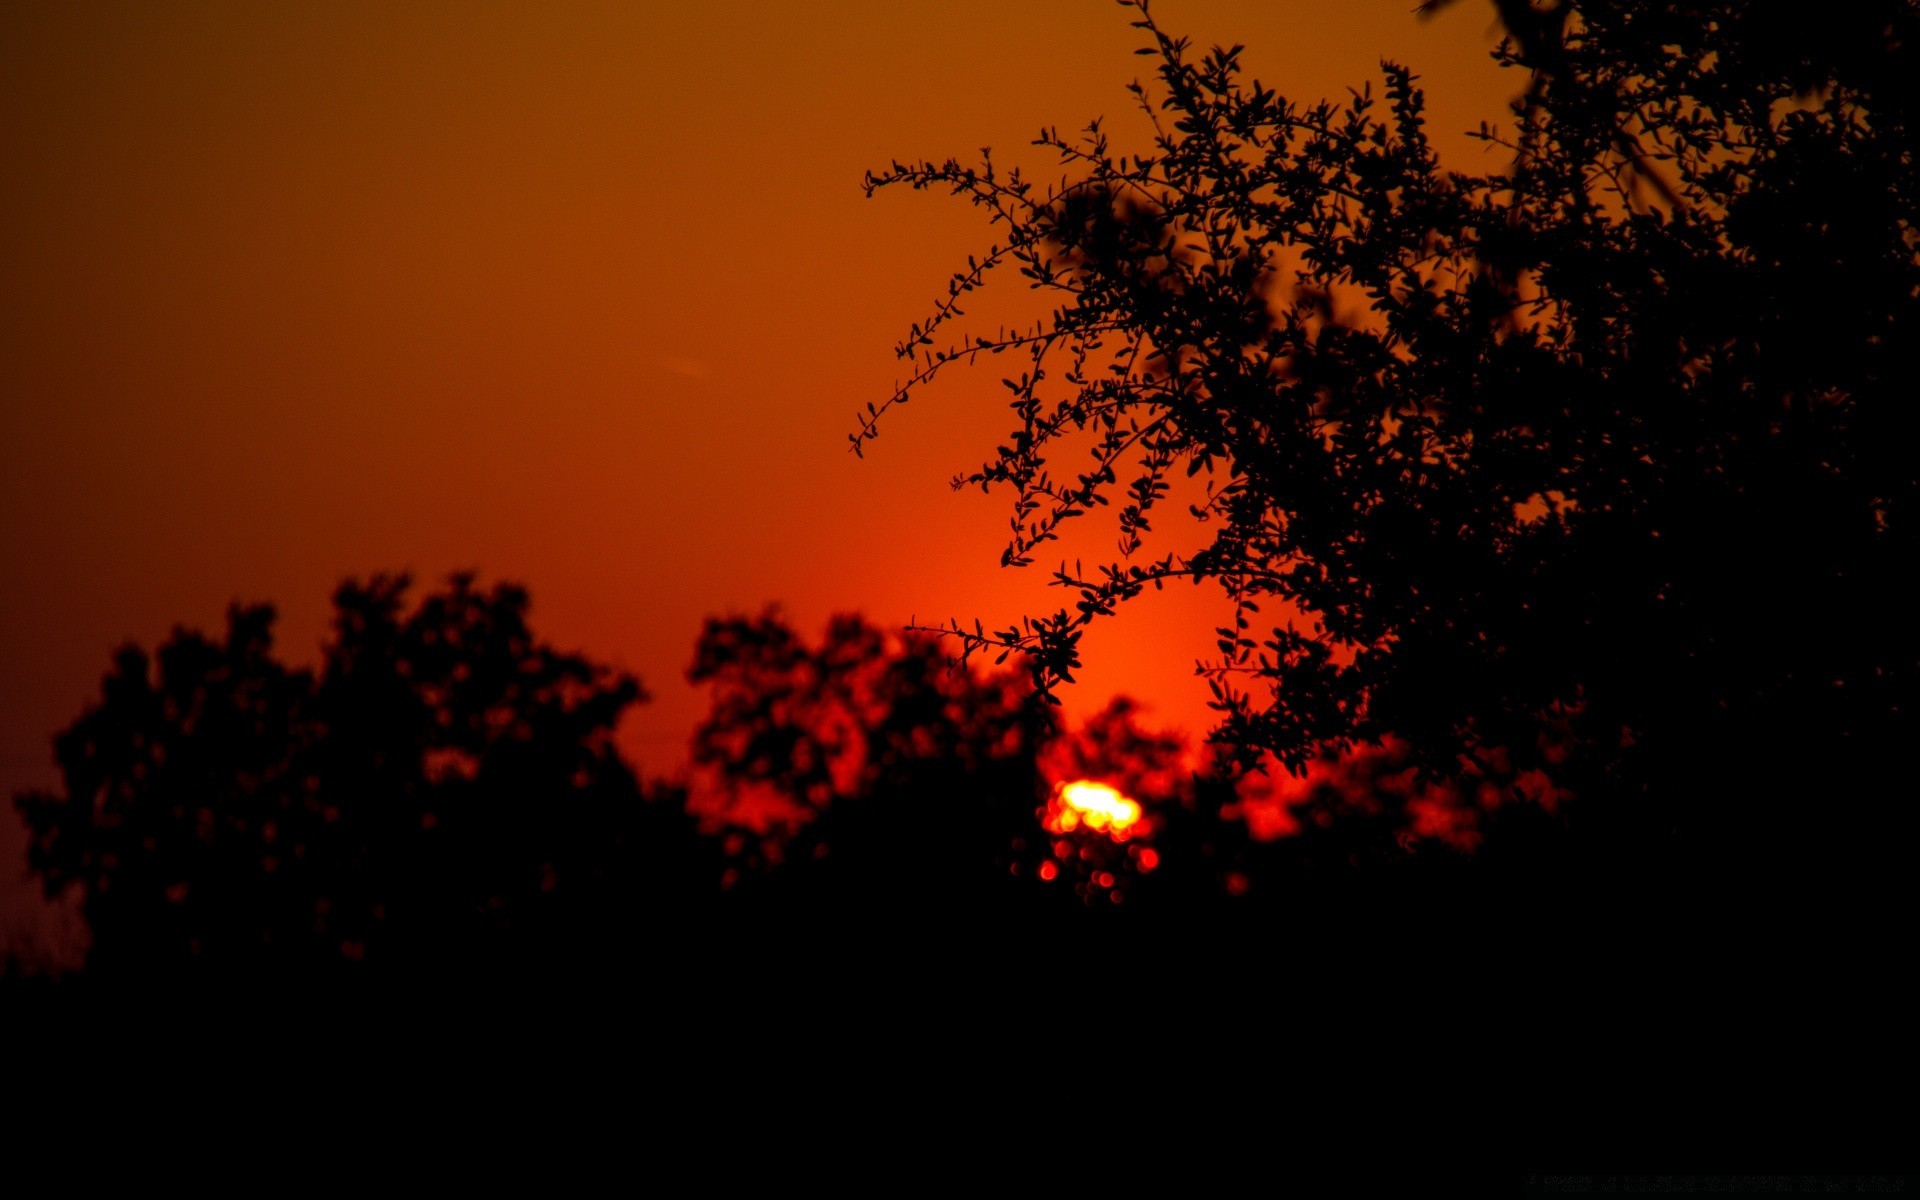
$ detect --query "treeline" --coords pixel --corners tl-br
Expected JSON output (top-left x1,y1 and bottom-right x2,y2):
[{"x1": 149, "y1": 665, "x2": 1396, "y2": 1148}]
[{"x1": 10, "y1": 574, "x2": 1572, "y2": 980}]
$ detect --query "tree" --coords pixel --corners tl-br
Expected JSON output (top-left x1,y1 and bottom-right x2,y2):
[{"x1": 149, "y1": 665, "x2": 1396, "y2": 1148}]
[
  {"x1": 13, "y1": 574, "x2": 706, "y2": 976},
  {"x1": 683, "y1": 612, "x2": 1306, "y2": 938},
  {"x1": 857, "y1": 0, "x2": 1918, "y2": 872},
  {"x1": 684, "y1": 609, "x2": 1054, "y2": 923}
]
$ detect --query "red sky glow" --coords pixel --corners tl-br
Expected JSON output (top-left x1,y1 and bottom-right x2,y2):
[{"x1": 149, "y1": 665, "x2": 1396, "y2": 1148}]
[{"x1": 0, "y1": 0, "x2": 1519, "y2": 952}]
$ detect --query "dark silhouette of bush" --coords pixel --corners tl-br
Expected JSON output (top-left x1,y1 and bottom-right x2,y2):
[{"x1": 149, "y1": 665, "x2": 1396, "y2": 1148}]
[
  {"x1": 13, "y1": 574, "x2": 711, "y2": 978},
  {"x1": 858, "y1": 0, "x2": 1917, "y2": 895}
]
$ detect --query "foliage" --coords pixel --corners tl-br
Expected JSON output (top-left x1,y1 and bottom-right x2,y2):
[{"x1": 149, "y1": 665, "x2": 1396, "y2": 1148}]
[
  {"x1": 684, "y1": 612, "x2": 1532, "y2": 914},
  {"x1": 685, "y1": 609, "x2": 1056, "y2": 916},
  {"x1": 858, "y1": 0, "x2": 1918, "y2": 849},
  {"x1": 12, "y1": 575, "x2": 699, "y2": 975}
]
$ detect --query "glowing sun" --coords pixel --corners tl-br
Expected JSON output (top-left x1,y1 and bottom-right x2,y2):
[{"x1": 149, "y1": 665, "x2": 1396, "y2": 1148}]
[{"x1": 1046, "y1": 780, "x2": 1143, "y2": 837}]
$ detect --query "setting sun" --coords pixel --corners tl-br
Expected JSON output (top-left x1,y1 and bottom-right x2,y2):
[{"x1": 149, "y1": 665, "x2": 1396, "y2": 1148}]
[{"x1": 1046, "y1": 780, "x2": 1143, "y2": 838}]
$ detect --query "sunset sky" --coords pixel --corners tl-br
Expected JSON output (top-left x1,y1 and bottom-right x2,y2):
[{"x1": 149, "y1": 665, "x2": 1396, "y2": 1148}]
[{"x1": 1, "y1": 1, "x2": 1517, "y2": 942}]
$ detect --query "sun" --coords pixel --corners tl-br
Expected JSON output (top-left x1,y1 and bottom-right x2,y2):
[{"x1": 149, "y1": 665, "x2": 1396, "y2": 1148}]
[{"x1": 1044, "y1": 779, "x2": 1143, "y2": 838}]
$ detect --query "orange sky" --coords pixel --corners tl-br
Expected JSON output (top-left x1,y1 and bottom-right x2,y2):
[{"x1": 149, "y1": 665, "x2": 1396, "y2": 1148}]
[{"x1": 0, "y1": 1, "x2": 1517, "y2": 949}]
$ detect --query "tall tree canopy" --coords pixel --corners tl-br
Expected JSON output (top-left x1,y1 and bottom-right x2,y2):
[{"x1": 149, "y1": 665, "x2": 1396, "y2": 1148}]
[{"x1": 859, "y1": 0, "x2": 1918, "y2": 863}]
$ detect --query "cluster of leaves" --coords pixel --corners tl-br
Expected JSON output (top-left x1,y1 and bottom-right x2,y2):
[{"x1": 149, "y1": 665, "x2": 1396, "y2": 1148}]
[{"x1": 859, "y1": 0, "x2": 1919, "y2": 844}]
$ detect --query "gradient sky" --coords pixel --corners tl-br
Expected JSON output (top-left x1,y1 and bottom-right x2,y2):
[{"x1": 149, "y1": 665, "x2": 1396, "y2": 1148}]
[{"x1": 1, "y1": 0, "x2": 1517, "y2": 949}]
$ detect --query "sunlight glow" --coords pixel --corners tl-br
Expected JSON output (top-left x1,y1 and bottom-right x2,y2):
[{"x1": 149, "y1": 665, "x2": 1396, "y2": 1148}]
[{"x1": 1046, "y1": 780, "x2": 1143, "y2": 837}]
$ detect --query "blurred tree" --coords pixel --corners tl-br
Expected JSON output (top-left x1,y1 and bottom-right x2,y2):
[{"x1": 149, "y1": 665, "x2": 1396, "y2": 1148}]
[
  {"x1": 858, "y1": 0, "x2": 1918, "y2": 878},
  {"x1": 685, "y1": 610, "x2": 1055, "y2": 928},
  {"x1": 13, "y1": 574, "x2": 708, "y2": 977}
]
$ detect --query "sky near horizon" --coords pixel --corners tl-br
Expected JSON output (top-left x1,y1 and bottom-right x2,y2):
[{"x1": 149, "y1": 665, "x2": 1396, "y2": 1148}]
[{"x1": 1, "y1": 0, "x2": 1517, "y2": 952}]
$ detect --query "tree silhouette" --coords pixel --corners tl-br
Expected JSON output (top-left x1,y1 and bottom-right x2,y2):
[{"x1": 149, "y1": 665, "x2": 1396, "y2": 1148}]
[
  {"x1": 685, "y1": 610, "x2": 1056, "y2": 930},
  {"x1": 684, "y1": 614, "x2": 1483, "y2": 927},
  {"x1": 681, "y1": 611, "x2": 1400, "y2": 969},
  {"x1": 858, "y1": 0, "x2": 1917, "y2": 883},
  {"x1": 13, "y1": 574, "x2": 707, "y2": 977},
  {"x1": 18, "y1": 582, "x2": 1401, "y2": 981}
]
